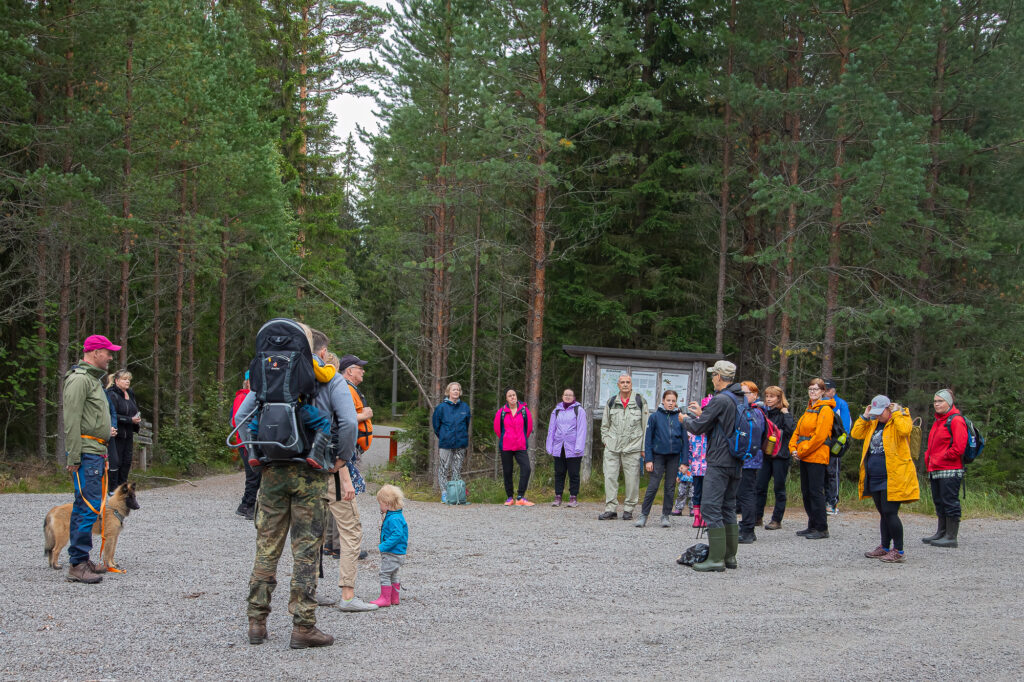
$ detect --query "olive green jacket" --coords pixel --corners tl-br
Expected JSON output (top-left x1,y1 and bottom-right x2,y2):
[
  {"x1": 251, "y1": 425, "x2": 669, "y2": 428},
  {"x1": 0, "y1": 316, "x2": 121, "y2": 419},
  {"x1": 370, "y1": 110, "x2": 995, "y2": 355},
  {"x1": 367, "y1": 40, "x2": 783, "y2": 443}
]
[
  {"x1": 63, "y1": 361, "x2": 112, "y2": 465},
  {"x1": 600, "y1": 391, "x2": 649, "y2": 454}
]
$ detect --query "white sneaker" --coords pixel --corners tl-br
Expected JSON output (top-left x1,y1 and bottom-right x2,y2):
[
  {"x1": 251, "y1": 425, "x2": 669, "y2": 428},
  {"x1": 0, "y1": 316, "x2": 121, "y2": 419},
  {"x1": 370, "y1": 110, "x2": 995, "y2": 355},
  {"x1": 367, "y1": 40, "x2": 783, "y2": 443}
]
[
  {"x1": 826, "y1": 504, "x2": 839, "y2": 516},
  {"x1": 337, "y1": 597, "x2": 379, "y2": 612}
]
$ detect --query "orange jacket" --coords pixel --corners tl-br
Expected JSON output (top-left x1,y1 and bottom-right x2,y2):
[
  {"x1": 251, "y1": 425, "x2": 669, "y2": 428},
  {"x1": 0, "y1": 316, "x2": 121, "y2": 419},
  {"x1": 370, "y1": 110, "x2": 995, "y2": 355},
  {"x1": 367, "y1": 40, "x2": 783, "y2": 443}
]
[
  {"x1": 789, "y1": 397, "x2": 836, "y2": 465},
  {"x1": 347, "y1": 381, "x2": 373, "y2": 452}
]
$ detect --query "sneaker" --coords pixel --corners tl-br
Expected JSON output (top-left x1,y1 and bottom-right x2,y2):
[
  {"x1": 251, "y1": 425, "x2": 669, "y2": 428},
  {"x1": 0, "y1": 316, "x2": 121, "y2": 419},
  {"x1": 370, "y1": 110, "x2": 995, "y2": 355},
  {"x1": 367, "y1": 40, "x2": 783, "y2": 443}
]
[
  {"x1": 804, "y1": 529, "x2": 829, "y2": 540},
  {"x1": 566, "y1": 496, "x2": 578, "y2": 508},
  {"x1": 441, "y1": 491, "x2": 447, "y2": 504},
  {"x1": 864, "y1": 545, "x2": 889, "y2": 559},
  {"x1": 503, "y1": 497, "x2": 515, "y2": 506},
  {"x1": 826, "y1": 503, "x2": 839, "y2": 516},
  {"x1": 551, "y1": 495, "x2": 562, "y2": 507},
  {"x1": 880, "y1": 549, "x2": 906, "y2": 563},
  {"x1": 670, "y1": 509, "x2": 683, "y2": 516},
  {"x1": 660, "y1": 515, "x2": 671, "y2": 528},
  {"x1": 337, "y1": 597, "x2": 379, "y2": 612},
  {"x1": 515, "y1": 497, "x2": 535, "y2": 506},
  {"x1": 796, "y1": 528, "x2": 813, "y2": 536},
  {"x1": 634, "y1": 513, "x2": 648, "y2": 528},
  {"x1": 622, "y1": 511, "x2": 633, "y2": 521},
  {"x1": 598, "y1": 511, "x2": 617, "y2": 520}
]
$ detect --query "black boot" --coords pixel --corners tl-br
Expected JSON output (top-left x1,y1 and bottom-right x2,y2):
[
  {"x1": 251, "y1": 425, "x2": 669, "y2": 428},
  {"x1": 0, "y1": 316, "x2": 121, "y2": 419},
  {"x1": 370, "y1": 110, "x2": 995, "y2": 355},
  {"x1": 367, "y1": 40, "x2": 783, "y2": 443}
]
[
  {"x1": 922, "y1": 516, "x2": 946, "y2": 544},
  {"x1": 930, "y1": 517, "x2": 959, "y2": 548}
]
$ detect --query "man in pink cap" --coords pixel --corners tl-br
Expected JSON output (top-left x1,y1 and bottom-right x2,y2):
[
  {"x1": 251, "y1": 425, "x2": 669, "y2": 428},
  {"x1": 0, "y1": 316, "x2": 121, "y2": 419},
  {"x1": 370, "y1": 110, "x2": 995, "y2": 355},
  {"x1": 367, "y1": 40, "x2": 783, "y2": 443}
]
[{"x1": 63, "y1": 334, "x2": 120, "y2": 583}]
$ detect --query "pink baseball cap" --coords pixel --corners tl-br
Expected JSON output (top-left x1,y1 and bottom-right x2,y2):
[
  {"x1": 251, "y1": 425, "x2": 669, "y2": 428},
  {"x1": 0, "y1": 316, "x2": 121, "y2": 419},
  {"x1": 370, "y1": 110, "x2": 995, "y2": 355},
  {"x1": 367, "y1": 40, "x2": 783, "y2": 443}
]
[{"x1": 83, "y1": 335, "x2": 122, "y2": 353}]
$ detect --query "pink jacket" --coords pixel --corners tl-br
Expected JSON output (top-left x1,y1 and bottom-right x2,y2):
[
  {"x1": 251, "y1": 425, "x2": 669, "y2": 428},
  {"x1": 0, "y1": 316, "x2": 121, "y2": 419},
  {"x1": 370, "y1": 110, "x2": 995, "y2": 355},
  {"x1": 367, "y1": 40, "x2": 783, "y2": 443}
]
[{"x1": 494, "y1": 404, "x2": 533, "y2": 452}]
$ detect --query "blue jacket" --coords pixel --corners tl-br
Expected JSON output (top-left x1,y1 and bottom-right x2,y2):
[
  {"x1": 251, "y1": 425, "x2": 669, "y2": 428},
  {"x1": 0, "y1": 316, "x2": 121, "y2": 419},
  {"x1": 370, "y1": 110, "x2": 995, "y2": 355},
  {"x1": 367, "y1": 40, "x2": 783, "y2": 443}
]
[
  {"x1": 833, "y1": 394, "x2": 852, "y2": 434},
  {"x1": 379, "y1": 509, "x2": 408, "y2": 555},
  {"x1": 644, "y1": 407, "x2": 690, "y2": 464},
  {"x1": 432, "y1": 399, "x2": 471, "y2": 449}
]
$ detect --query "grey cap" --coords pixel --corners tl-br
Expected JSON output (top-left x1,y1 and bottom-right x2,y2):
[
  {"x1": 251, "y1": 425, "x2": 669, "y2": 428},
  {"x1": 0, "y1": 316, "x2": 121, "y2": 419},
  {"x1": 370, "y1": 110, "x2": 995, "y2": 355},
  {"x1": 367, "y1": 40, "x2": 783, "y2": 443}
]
[
  {"x1": 867, "y1": 395, "x2": 891, "y2": 417},
  {"x1": 707, "y1": 360, "x2": 737, "y2": 379}
]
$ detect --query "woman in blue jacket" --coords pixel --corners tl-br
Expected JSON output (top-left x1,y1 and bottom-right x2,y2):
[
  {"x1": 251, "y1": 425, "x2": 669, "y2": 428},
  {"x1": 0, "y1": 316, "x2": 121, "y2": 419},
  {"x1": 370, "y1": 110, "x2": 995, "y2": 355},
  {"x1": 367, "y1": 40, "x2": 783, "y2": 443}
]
[
  {"x1": 431, "y1": 382, "x2": 472, "y2": 498},
  {"x1": 636, "y1": 390, "x2": 689, "y2": 528}
]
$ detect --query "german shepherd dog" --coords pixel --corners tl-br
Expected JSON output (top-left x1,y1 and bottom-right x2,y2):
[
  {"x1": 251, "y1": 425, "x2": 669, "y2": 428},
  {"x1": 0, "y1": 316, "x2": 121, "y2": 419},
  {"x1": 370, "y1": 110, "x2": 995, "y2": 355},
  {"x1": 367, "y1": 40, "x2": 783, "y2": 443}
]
[{"x1": 44, "y1": 481, "x2": 141, "y2": 571}]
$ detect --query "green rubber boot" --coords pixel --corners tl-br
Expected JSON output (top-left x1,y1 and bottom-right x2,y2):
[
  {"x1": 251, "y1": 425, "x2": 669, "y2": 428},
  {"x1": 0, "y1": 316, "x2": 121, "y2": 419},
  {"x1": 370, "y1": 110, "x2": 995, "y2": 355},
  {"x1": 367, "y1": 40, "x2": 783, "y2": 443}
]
[
  {"x1": 724, "y1": 524, "x2": 739, "y2": 569},
  {"x1": 692, "y1": 526, "x2": 726, "y2": 572}
]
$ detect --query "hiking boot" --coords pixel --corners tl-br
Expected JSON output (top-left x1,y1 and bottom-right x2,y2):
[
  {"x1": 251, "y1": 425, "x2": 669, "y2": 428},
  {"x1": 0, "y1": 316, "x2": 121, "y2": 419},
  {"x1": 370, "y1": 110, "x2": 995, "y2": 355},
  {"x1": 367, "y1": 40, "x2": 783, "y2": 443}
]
[
  {"x1": 670, "y1": 509, "x2": 682, "y2": 516},
  {"x1": 930, "y1": 517, "x2": 959, "y2": 548},
  {"x1": 804, "y1": 529, "x2": 829, "y2": 540},
  {"x1": 248, "y1": 617, "x2": 267, "y2": 645},
  {"x1": 754, "y1": 517, "x2": 764, "y2": 527},
  {"x1": 634, "y1": 513, "x2": 648, "y2": 528},
  {"x1": 738, "y1": 530, "x2": 756, "y2": 544},
  {"x1": 358, "y1": 550, "x2": 369, "y2": 560},
  {"x1": 566, "y1": 496, "x2": 578, "y2": 508},
  {"x1": 880, "y1": 549, "x2": 906, "y2": 563},
  {"x1": 622, "y1": 511, "x2": 633, "y2": 521},
  {"x1": 864, "y1": 545, "x2": 889, "y2": 558},
  {"x1": 551, "y1": 495, "x2": 562, "y2": 507},
  {"x1": 922, "y1": 516, "x2": 947, "y2": 544},
  {"x1": 236, "y1": 503, "x2": 252, "y2": 518},
  {"x1": 764, "y1": 520, "x2": 782, "y2": 530},
  {"x1": 796, "y1": 528, "x2": 813, "y2": 536},
  {"x1": 67, "y1": 562, "x2": 103, "y2": 584},
  {"x1": 598, "y1": 511, "x2": 617, "y2": 520},
  {"x1": 337, "y1": 596, "x2": 378, "y2": 612},
  {"x1": 660, "y1": 515, "x2": 671, "y2": 528},
  {"x1": 289, "y1": 625, "x2": 334, "y2": 649}
]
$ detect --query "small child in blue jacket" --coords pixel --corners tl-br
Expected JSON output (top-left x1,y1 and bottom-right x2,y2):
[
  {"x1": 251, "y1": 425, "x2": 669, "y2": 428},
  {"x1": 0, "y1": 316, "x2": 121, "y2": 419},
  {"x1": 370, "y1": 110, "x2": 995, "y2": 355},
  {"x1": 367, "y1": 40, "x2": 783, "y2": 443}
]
[{"x1": 371, "y1": 484, "x2": 408, "y2": 607}]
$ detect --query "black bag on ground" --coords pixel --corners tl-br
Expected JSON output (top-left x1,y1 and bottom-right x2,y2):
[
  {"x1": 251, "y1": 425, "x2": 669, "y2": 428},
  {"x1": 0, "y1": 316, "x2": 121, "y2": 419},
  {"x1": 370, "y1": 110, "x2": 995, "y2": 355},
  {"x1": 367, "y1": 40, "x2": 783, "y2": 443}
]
[
  {"x1": 246, "y1": 318, "x2": 319, "y2": 463},
  {"x1": 676, "y1": 543, "x2": 709, "y2": 566}
]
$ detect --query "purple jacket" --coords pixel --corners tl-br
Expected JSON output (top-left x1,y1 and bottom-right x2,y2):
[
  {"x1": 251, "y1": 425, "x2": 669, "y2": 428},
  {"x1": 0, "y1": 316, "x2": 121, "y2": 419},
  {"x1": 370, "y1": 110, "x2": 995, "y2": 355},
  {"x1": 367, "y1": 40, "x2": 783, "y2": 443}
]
[{"x1": 545, "y1": 402, "x2": 587, "y2": 458}]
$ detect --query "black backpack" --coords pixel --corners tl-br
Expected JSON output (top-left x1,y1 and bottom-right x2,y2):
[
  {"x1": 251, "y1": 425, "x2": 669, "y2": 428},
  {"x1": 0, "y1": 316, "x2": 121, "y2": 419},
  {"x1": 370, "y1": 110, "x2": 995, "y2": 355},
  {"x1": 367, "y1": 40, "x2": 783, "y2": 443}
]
[{"x1": 240, "y1": 318, "x2": 320, "y2": 464}]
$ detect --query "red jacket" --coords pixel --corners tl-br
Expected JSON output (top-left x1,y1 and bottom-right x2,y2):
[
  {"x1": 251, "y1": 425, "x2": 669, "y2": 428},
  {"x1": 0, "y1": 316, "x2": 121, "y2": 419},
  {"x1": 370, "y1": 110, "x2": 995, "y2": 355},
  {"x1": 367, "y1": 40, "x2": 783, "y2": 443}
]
[
  {"x1": 493, "y1": 404, "x2": 533, "y2": 452},
  {"x1": 925, "y1": 407, "x2": 968, "y2": 472},
  {"x1": 230, "y1": 388, "x2": 251, "y2": 447}
]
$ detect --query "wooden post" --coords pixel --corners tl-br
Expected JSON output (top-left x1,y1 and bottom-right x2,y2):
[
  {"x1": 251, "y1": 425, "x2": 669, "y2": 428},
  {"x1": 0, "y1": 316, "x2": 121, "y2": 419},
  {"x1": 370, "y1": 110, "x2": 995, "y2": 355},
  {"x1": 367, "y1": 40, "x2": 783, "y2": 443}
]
[
  {"x1": 136, "y1": 420, "x2": 153, "y2": 471},
  {"x1": 580, "y1": 353, "x2": 598, "y2": 483}
]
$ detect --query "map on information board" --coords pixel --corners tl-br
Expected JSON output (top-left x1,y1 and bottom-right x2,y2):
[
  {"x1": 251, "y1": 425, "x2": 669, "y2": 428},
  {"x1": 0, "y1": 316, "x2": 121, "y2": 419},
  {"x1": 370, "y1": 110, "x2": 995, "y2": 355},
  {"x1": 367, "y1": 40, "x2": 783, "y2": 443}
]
[
  {"x1": 631, "y1": 371, "x2": 658, "y2": 409},
  {"x1": 599, "y1": 368, "x2": 627, "y2": 407},
  {"x1": 661, "y1": 372, "x2": 690, "y2": 407}
]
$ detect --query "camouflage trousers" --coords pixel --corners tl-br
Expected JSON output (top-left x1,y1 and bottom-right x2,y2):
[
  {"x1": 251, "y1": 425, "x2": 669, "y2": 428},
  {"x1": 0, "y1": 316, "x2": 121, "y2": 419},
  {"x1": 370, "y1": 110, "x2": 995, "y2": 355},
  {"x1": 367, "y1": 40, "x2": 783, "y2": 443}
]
[{"x1": 247, "y1": 464, "x2": 328, "y2": 626}]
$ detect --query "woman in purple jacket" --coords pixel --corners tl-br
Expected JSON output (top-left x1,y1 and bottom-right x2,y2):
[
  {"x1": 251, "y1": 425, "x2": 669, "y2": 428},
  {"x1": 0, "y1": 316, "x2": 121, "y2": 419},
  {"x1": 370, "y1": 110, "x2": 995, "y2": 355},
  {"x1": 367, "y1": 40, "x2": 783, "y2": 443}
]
[
  {"x1": 494, "y1": 389, "x2": 535, "y2": 506},
  {"x1": 545, "y1": 388, "x2": 588, "y2": 507}
]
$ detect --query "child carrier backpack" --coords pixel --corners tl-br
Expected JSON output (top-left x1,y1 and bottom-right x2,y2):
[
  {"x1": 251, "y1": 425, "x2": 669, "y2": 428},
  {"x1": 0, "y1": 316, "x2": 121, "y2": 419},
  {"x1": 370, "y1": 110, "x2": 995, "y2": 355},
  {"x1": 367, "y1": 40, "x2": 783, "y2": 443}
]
[
  {"x1": 226, "y1": 318, "x2": 321, "y2": 467},
  {"x1": 724, "y1": 392, "x2": 763, "y2": 462}
]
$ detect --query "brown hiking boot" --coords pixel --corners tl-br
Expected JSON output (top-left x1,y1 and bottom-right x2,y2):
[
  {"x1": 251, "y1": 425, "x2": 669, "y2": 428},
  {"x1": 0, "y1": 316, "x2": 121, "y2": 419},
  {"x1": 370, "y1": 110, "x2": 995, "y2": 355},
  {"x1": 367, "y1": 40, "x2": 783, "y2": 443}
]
[
  {"x1": 248, "y1": 617, "x2": 267, "y2": 645},
  {"x1": 290, "y1": 625, "x2": 334, "y2": 649},
  {"x1": 764, "y1": 520, "x2": 782, "y2": 530},
  {"x1": 67, "y1": 562, "x2": 103, "y2": 584}
]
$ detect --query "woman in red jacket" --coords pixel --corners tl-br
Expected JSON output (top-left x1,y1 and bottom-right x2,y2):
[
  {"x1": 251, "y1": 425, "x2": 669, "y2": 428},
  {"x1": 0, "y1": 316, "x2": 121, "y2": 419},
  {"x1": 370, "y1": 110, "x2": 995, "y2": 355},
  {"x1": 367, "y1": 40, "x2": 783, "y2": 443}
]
[
  {"x1": 923, "y1": 389, "x2": 968, "y2": 548},
  {"x1": 494, "y1": 389, "x2": 535, "y2": 506}
]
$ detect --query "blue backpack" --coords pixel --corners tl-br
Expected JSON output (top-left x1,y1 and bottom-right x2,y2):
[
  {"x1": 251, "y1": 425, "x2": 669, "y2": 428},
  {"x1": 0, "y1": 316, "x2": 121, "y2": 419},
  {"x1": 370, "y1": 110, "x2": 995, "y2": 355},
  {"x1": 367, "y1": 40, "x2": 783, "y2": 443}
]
[
  {"x1": 945, "y1": 413, "x2": 985, "y2": 464},
  {"x1": 445, "y1": 479, "x2": 469, "y2": 505},
  {"x1": 724, "y1": 392, "x2": 763, "y2": 462}
]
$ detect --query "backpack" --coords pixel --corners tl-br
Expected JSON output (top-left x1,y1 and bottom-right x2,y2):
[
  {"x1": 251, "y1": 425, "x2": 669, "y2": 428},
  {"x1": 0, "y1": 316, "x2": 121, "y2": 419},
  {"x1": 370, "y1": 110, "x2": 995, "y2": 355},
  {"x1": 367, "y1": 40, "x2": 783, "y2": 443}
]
[
  {"x1": 234, "y1": 318, "x2": 320, "y2": 466},
  {"x1": 445, "y1": 479, "x2": 468, "y2": 505},
  {"x1": 825, "y1": 411, "x2": 850, "y2": 458},
  {"x1": 945, "y1": 413, "x2": 985, "y2": 464},
  {"x1": 607, "y1": 393, "x2": 646, "y2": 413},
  {"x1": 909, "y1": 417, "x2": 923, "y2": 462},
  {"x1": 499, "y1": 405, "x2": 530, "y2": 450},
  {"x1": 756, "y1": 405, "x2": 784, "y2": 457},
  {"x1": 724, "y1": 392, "x2": 762, "y2": 462}
]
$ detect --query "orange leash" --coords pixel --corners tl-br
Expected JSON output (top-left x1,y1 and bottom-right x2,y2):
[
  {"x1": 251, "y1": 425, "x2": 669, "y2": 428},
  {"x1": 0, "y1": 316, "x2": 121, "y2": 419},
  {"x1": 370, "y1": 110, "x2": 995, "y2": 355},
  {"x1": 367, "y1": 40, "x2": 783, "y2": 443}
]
[{"x1": 74, "y1": 461, "x2": 123, "y2": 573}]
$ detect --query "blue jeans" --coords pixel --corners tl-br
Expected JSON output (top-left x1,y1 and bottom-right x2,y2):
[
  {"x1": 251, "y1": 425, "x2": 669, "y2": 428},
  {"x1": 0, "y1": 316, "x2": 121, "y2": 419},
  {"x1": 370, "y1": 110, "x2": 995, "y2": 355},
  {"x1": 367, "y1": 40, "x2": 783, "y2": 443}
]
[{"x1": 69, "y1": 452, "x2": 106, "y2": 566}]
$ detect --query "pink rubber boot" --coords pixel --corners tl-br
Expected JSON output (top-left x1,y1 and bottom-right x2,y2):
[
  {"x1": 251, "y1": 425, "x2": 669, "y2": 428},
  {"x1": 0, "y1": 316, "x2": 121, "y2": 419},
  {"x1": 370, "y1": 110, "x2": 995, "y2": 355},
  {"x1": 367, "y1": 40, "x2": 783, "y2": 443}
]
[
  {"x1": 692, "y1": 505, "x2": 704, "y2": 528},
  {"x1": 390, "y1": 582, "x2": 400, "y2": 606},
  {"x1": 370, "y1": 585, "x2": 392, "y2": 608}
]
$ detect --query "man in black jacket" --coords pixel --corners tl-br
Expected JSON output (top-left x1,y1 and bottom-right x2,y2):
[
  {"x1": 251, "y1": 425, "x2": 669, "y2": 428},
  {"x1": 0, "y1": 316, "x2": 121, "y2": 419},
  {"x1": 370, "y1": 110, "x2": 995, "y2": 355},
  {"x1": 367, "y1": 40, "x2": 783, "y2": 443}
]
[{"x1": 682, "y1": 360, "x2": 743, "y2": 572}]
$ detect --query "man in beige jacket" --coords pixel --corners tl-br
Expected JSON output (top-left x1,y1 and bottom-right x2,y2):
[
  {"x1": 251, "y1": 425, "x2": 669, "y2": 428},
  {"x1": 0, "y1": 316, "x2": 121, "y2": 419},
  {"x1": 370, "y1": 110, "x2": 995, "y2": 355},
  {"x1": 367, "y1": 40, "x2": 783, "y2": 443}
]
[{"x1": 599, "y1": 374, "x2": 649, "y2": 520}]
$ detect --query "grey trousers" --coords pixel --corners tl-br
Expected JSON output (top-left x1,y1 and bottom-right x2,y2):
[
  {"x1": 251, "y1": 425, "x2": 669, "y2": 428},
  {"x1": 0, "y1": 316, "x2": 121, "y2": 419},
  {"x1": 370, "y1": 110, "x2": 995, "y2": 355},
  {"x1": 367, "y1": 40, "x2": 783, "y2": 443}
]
[
  {"x1": 701, "y1": 463, "x2": 742, "y2": 529},
  {"x1": 379, "y1": 551, "x2": 406, "y2": 586}
]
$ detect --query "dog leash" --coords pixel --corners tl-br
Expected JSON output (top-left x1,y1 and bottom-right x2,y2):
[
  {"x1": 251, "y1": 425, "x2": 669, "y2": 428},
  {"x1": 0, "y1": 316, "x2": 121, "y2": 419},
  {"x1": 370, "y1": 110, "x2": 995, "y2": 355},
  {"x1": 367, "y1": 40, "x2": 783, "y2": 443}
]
[{"x1": 73, "y1": 461, "x2": 125, "y2": 573}]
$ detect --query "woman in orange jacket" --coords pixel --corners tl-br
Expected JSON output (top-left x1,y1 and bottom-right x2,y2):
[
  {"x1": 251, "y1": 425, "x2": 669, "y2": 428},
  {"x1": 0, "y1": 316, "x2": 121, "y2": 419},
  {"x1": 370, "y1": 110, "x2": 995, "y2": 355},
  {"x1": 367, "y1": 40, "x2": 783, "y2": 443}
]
[
  {"x1": 852, "y1": 395, "x2": 919, "y2": 563},
  {"x1": 788, "y1": 377, "x2": 835, "y2": 539}
]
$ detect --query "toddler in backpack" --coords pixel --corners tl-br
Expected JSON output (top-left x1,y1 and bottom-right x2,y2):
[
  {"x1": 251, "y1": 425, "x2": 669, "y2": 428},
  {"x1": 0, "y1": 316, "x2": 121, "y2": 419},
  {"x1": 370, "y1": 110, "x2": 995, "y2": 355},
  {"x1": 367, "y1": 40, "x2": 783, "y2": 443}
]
[{"x1": 371, "y1": 485, "x2": 409, "y2": 608}]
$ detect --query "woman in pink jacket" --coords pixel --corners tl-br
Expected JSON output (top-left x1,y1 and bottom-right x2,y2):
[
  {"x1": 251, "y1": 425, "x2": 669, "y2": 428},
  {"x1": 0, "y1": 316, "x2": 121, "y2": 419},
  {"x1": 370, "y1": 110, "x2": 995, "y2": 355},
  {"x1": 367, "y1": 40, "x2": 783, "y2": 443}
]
[{"x1": 494, "y1": 389, "x2": 535, "y2": 506}]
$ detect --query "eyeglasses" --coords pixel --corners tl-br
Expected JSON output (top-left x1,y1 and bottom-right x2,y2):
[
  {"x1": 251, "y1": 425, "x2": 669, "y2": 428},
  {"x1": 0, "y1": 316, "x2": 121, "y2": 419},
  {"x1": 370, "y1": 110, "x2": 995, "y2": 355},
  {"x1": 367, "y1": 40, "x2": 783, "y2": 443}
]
[{"x1": 807, "y1": 387, "x2": 822, "y2": 392}]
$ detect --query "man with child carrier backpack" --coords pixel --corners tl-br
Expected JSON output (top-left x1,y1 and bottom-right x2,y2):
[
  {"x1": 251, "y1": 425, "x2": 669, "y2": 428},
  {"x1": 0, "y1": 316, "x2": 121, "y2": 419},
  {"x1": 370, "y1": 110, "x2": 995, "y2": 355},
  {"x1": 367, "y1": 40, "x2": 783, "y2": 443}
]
[
  {"x1": 681, "y1": 360, "x2": 748, "y2": 573},
  {"x1": 228, "y1": 318, "x2": 358, "y2": 649}
]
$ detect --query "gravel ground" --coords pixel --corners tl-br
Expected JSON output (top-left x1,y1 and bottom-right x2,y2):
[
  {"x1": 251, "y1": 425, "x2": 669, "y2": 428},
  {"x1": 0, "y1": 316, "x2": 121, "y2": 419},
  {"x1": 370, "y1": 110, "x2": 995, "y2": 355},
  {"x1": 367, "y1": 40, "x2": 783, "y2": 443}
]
[{"x1": 1, "y1": 471, "x2": 1022, "y2": 681}]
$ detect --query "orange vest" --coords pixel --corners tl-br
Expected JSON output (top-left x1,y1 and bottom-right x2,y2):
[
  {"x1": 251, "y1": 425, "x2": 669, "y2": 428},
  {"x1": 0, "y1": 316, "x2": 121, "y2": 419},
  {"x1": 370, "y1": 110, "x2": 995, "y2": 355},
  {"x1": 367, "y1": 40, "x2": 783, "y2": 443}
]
[{"x1": 347, "y1": 381, "x2": 373, "y2": 452}]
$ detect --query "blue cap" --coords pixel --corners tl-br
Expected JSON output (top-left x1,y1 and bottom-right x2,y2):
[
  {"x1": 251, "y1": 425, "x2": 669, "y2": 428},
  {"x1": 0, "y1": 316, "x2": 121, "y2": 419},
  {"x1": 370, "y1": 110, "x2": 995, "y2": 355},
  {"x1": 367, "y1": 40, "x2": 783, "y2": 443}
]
[{"x1": 244, "y1": 370, "x2": 250, "y2": 381}]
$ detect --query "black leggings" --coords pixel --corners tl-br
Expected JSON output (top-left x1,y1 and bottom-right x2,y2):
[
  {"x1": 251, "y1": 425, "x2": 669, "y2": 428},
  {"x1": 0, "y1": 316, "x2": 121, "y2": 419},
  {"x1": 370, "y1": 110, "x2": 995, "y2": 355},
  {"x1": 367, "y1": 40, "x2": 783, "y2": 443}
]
[
  {"x1": 692, "y1": 475, "x2": 704, "y2": 506},
  {"x1": 871, "y1": 490, "x2": 904, "y2": 551},
  {"x1": 553, "y1": 448, "x2": 582, "y2": 496},
  {"x1": 501, "y1": 450, "x2": 531, "y2": 498},
  {"x1": 108, "y1": 436, "x2": 134, "y2": 490}
]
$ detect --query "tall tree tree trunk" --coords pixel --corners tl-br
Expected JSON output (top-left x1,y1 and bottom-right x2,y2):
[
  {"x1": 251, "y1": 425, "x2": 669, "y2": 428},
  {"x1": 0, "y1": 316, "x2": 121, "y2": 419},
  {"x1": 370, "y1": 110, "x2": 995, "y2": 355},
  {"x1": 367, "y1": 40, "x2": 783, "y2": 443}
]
[
  {"x1": 36, "y1": 240, "x2": 49, "y2": 459},
  {"x1": 524, "y1": 0, "x2": 549, "y2": 465},
  {"x1": 468, "y1": 196, "x2": 482, "y2": 457},
  {"x1": 152, "y1": 226, "x2": 161, "y2": 442},
  {"x1": 55, "y1": 1, "x2": 74, "y2": 465},
  {"x1": 821, "y1": 1, "x2": 851, "y2": 379},
  {"x1": 778, "y1": 19, "x2": 803, "y2": 393},
  {"x1": 173, "y1": 163, "x2": 186, "y2": 426},
  {"x1": 119, "y1": 29, "x2": 133, "y2": 365},
  {"x1": 216, "y1": 220, "x2": 229, "y2": 410},
  {"x1": 714, "y1": 0, "x2": 736, "y2": 355}
]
